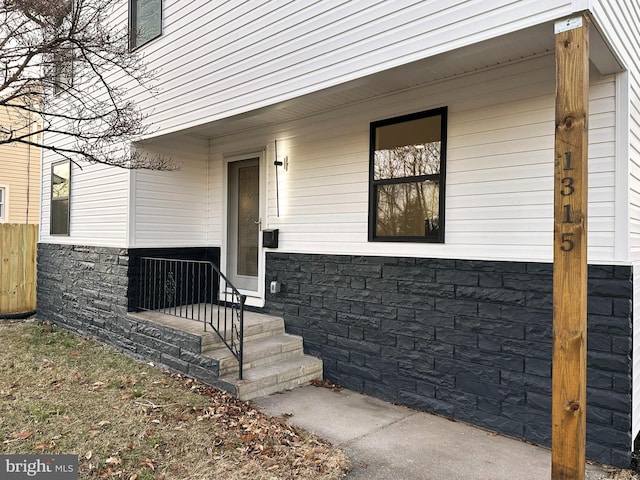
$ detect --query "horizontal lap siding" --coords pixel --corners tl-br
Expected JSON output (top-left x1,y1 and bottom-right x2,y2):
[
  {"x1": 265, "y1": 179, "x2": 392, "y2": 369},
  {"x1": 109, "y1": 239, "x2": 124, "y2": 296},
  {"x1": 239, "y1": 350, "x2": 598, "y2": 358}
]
[
  {"x1": 137, "y1": 0, "x2": 574, "y2": 136},
  {"x1": 132, "y1": 136, "x2": 209, "y2": 247},
  {"x1": 592, "y1": 0, "x2": 640, "y2": 444},
  {"x1": 40, "y1": 150, "x2": 129, "y2": 246},
  {"x1": 0, "y1": 106, "x2": 40, "y2": 224},
  {"x1": 210, "y1": 55, "x2": 616, "y2": 263}
]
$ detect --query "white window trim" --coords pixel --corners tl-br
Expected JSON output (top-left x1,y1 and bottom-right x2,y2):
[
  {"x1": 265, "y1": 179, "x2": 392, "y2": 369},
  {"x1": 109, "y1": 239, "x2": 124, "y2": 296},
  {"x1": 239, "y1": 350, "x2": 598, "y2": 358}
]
[{"x1": 0, "y1": 185, "x2": 8, "y2": 223}]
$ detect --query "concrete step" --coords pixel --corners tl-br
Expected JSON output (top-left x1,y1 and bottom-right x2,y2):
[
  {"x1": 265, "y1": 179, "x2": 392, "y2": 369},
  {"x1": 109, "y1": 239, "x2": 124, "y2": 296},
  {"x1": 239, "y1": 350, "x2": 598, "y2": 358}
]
[
  {"x1": 129, "y1": 309, "x2": 285, "y2": 351},
  {"x1": 204, "y1": 333, "x2": 303, "y2": 376},
  {"x1": 201, "y1": 311, "x2": 284, "y2": 349},
  {"x1": 220, "y1": 355, "x2": 323, "y2": 401},
  {"x1": 128, "y1": 307, "x2": 323, "y2": 401}
]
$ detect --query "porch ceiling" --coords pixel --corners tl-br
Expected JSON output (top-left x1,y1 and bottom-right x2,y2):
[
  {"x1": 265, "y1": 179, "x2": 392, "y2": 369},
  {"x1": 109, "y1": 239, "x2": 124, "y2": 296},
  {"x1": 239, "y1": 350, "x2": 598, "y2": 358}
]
[{"x1": 179, "y1": 19, "x2": 621, "y2": 141}]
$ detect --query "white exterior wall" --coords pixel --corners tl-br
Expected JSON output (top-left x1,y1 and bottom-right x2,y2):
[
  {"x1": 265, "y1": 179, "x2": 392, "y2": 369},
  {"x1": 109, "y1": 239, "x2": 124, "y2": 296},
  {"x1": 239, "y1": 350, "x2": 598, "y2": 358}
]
[
  {"x1": 207, "y1": 55, "x2": 617, "y2": 264},
  {"x1": 40, "y1": 155, "x2": 130, "y2": 246},
  {"x1": 134, "y1": 0, "x2": 576, "y2": 137},
  {"x1": 130, "y1": 135, "x2": 209, "y2": 247},
  {"x1": 591, "y1": 0, "x2": 640, "y2": 442}
]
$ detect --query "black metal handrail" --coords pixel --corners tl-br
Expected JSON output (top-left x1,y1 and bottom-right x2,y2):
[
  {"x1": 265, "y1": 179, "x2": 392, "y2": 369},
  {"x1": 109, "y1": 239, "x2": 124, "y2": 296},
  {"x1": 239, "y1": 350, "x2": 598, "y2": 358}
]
[{"x1": 137, "y1": 257, "x2": 245, "y2": 379}]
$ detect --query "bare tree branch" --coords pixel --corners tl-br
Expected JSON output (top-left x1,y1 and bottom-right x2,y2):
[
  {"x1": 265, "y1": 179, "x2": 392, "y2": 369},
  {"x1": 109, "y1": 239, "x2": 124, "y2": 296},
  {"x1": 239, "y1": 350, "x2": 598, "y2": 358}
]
[{"x1": 0, "y1": 0, "x2": 174, "y2": 170}]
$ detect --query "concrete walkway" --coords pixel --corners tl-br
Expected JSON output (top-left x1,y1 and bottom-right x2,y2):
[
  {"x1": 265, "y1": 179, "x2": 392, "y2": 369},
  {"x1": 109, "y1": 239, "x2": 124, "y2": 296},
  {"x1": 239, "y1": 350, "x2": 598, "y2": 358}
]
[{"x1": 254, "y1": 385, "x2": 610, "y2": 480}]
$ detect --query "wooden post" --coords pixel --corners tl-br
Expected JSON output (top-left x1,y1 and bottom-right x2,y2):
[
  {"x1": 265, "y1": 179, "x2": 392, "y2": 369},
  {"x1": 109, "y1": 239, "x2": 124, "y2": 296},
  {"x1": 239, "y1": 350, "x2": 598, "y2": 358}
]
[{"x1": 552, "y1": 14, "x2": 589, "y2": 480}]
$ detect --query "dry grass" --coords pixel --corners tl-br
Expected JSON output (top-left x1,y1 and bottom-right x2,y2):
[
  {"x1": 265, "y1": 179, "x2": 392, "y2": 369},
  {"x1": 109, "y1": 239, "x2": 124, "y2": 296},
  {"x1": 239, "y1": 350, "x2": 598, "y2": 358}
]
[{"x1": 0, "y1": 320, "x2": 350, "y2": 479}]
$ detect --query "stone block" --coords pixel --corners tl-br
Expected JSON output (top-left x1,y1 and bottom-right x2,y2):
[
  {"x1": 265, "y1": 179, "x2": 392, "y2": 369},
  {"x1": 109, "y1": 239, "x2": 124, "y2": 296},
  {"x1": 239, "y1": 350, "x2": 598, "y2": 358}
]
[
  {"x1": 337, "y1": 263, "x2": 382, "y2": 278},
  {"x1": 160, "y1": 353, "x2": 189, "y2": 374},
  {"x1": 503, "y1": 273, "x2": 552, "y2": 292},
  {"x1": 130, "y1": 332, "x2": 181, "y2": 358},
  {"x1": 588, "y1": 389, "x2": 631, "y2": 413},
  {"x1": 524, "y1": 357, "x2": 550, "y2": 377},
  {"x1": 311, "y1": 273, "x2": 350, "y2": 287},
  {"x1": 526, "y1": 391, "x2": 551, "y2": 411},
  {"x1": 382, "y1": 265, "x2": 435, "y2": 282},
  {"x1": 436, "y1": 269, "x2": 479, "y2": 286},
  {"x1": 435, "y1": 327, "x2": 477, "y2": 346},
  {"x1": 398, "y1": 391, "x2": 455, "y2": 417},
  {"x1": 587, "y1": 405, "x2": 613, "y2": 426},
  {"x1": 398, "y1": 280, "x2": 454, "y2": 298},
  {"x1": 613, "y1": 298, "x2": 632, "y2": 318},
  {"x1": 435, "y1": 298, "x2": 477, "y2": 316},
  {"x1": 588, "y1": 350, "x2": 629, "y2": 374},
  {"x1": 335, "y1": 336, "x2": 381, "y2": 355},
  {"x1": 337, "y1": 287, "x2": 381, "y2": 303},
  {"x1": 589, "y1": 279, "x2": 632, "y2": 298},
  {"x1": 363, "y1": 380, "x2": 400, "y2": 403},
  {"x1": 479, "y1": 272, "x2": 503, "y2": 288},
  {"x1": 588, "y1": 424, "x2": 631, "y2": 450}
]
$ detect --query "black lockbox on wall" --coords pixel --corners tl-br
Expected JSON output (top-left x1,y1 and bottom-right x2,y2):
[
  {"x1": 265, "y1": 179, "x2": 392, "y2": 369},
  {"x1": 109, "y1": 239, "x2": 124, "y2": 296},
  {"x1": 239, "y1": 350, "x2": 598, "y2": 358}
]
[{"x1": 262, "y1": 229, "x2": 279, "y2": 248}]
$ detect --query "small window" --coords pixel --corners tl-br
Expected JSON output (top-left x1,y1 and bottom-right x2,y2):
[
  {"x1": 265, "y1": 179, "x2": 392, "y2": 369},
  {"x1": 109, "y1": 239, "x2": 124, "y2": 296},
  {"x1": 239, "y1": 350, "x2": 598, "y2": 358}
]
[
  {"x1": 0, "y1": 187, "x2": 6, "y2": 222},
  {"x1": 129, "y1": 0, "x2": 162, "y2": 50},
  {"x1": 51, "y1": 160, "x2": 71, "y2": 235},
  {"x1": 369, "y1": 107, "x2": 447, "y2": 242}
]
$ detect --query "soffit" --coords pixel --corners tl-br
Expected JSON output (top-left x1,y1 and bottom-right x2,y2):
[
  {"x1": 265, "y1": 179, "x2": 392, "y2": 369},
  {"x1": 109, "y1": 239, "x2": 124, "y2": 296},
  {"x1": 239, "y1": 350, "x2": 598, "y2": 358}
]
[{"x1": 176, "y1": 19, "x2": 620, "y2": 141}]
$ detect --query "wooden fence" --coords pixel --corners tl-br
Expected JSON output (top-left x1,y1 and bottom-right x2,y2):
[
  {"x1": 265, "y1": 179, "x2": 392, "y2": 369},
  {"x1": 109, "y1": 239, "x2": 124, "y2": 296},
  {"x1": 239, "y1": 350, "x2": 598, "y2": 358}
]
[{"x1": 0, "y1": 224, "x2": 38, "y2": 315}]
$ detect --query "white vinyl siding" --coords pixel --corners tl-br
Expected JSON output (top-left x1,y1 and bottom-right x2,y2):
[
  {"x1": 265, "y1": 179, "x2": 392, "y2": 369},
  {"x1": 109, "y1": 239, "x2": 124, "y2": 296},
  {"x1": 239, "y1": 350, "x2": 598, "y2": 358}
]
[
  {"x1": 40, "y1": 156, "x2": 130, "y2": 246},
  {"x1": 131, "y1": 135, "x2": 209, "y2": 247},
  {"x1": 133, "y1": 0, "x2": 575, "y2": 137},
  {"x1": 634, "y1": 262, "x2": 640, "y2": 441},
  {"x1": 591, "y1": 0, "x2": 640, "y2": 444},
  {"x1": 203, "y1": 55, "x2": 617, "y2": 263}
]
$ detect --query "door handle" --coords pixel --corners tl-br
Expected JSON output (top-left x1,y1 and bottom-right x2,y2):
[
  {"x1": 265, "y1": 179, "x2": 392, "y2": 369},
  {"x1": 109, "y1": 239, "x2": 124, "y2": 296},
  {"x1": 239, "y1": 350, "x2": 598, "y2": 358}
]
[{"x1": 254, "y1": 218, "x2": 262, "y2": 230}]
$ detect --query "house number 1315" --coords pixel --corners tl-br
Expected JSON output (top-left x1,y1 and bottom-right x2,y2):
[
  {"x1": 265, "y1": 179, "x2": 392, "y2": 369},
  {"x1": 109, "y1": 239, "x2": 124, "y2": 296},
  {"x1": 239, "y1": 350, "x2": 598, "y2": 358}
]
[{"x1": 560, "y1": 151, "x2": 575, "y2": 252}]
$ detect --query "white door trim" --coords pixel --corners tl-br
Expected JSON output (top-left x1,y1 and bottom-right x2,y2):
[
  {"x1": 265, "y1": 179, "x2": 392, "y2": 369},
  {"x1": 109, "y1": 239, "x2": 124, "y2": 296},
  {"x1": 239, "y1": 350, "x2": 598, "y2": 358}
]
[{"x1": 223, "y1": 150, "x2": 266, "y2": 306}]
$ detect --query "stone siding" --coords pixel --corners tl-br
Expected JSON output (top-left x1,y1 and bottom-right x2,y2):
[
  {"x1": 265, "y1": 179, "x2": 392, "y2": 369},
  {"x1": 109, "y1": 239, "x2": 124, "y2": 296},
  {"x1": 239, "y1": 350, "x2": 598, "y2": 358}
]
[
  {"x1": 36, "y1": 243, "x2": 220, "y2": 385},
  {"x1": 264, "y1": 253, "x2": 633, "y2": 467}
]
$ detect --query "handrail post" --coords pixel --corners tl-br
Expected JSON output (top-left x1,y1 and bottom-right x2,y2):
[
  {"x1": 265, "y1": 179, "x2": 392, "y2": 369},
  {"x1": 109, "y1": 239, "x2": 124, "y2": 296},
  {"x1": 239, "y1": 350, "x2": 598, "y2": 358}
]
[{"x1": 238, "y1": 294, "x2": 245, "y2": 380}]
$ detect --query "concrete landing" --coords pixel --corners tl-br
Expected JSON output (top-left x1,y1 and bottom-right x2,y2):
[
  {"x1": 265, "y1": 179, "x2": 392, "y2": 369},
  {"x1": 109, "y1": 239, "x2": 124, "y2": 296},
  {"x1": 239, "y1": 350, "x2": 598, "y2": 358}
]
[{"x1": 254, "y1": 385, "x2": 611, "y2": 480}]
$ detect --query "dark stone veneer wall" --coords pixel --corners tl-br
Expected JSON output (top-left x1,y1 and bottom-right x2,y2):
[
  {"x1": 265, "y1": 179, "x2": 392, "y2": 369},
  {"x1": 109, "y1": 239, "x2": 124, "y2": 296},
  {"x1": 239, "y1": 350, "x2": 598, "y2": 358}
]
[
  {"x1": 36, "y1": 243, "x2": 634, "y2": 467},
  {"x1": 36, "y1": 243, "x2": 222, "y2": 385},
  {"x1": 264, "y1": 252, "x2": 633, "y2": 467}
]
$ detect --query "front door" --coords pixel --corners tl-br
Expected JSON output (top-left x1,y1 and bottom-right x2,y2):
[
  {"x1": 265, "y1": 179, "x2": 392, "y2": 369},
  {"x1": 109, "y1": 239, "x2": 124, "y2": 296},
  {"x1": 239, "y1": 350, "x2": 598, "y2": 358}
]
[{"x1": 227, "y1": 157, "x2": 260, "y2": 292}]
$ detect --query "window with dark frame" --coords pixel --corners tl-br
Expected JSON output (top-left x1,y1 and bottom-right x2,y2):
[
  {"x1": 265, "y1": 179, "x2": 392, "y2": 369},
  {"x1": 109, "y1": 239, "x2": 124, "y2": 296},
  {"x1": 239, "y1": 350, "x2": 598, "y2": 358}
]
[
  {"x1": 129, "y1": 0, "x2": 162, "y2": 50},
  {"x1": 51, "y1": 160, "x2": 70, "y2": 235},
  {"x1": 369, "y1": 107, "x2": 447, "y2": 242}
]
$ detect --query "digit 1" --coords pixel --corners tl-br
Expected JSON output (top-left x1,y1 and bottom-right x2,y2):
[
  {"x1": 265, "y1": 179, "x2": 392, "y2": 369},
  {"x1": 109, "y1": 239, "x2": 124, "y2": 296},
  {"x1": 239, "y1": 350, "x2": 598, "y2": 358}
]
[
  {"x1": 564, "y1": 151, "x2": 572, "y2": 170},
  {"x1": 563, "y1": 204, "x2": 572, "y2": 223}
]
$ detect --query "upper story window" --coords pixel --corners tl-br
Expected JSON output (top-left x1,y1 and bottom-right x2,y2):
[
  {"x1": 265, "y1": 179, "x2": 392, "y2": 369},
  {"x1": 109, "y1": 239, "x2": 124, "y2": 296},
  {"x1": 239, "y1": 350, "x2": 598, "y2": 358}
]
[
  {"x1": 129, "y1": 0, "x2": 162, "y2": 50},
  {"x1": 51, "y1": 160, "x2": 70, "y2": 235},
  {"x1": 0, "y1": 187, "x2": 6, "y2": 222},
  {"x1": 369, "y1": 107, "x2": 447, "y2": 243}
]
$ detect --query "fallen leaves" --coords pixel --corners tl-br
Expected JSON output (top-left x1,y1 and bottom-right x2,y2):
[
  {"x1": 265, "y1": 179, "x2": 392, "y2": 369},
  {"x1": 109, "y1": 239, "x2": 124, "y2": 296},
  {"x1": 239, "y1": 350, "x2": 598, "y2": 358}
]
[
  {"x1": 0, "y1": 322, "x2": 351, "y2": 480},
  {"x1": 3, "y1": 430, "x2": 33, "y2": 443},
  {"x1": 311, "y1": 378, "x2": 342, "y2": 392}
]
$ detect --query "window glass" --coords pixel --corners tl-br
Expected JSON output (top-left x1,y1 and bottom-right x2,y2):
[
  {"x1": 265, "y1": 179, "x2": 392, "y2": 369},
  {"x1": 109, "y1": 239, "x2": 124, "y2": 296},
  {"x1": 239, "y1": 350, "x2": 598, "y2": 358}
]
[
  {"x1": 130, "y1": 0, "x2": 162, "y2": 50},
  {"x1": 51, "y1": 161, "x2": 70, "y2": 235},
  {"x1": 369, "y1": 108, "x2": 447, "y2": 242}
]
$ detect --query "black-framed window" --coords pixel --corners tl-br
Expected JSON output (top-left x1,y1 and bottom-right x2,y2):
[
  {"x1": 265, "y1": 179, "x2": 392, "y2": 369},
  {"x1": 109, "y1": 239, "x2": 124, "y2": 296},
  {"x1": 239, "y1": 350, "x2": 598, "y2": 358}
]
[
  {"x1": 369, "y1": 107, "x2": 447, "y2": 242},
  {"x1": 129, "y1": 0, "x2": 162, "y2": 50},
  {"x1": 51, "y1": 160, "x2": 70, "y2": 236}
]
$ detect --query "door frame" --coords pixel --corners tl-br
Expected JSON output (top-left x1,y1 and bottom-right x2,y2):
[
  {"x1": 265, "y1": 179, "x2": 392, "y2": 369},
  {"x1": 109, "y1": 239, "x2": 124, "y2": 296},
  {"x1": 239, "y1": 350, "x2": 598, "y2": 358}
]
[{"x1": 222, "y1": 150, "x2": 266, "y2": 306}]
